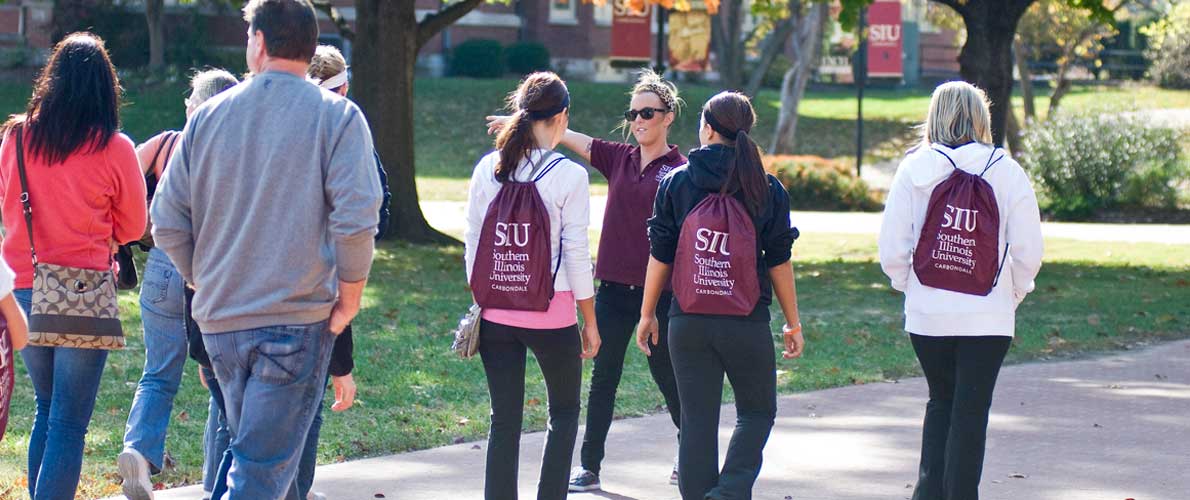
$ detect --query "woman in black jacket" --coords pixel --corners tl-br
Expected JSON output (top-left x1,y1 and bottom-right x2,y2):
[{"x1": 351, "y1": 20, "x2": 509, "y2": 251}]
[{"x1": 636, "y1": 91, "x2": 805, "y2": 500}]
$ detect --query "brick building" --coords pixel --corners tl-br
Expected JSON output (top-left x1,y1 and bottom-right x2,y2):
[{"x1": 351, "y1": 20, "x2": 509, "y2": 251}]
[{"x1": 0, "y1": 0, "x2": 959, "y2": 85}]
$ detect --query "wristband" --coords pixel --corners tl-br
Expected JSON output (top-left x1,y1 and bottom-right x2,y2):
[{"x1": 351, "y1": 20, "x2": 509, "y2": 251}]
[{"x1": 782, "y1": 323, "x2": 802, "y2": 335}]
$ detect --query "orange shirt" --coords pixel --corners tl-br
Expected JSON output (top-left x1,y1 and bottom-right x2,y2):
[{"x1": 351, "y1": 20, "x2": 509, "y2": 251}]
[{"x1": 0, "y1": 129, "x2": 147, "y2": 288}]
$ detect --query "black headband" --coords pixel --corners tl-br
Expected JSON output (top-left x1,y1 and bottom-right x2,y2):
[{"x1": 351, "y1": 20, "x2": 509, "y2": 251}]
[
  {"x1": 702, "y1": 110, "x2": 740, "y2": 141},
  {"x1": 526, "y1": 93, "x2": 570, "y2": 120}
]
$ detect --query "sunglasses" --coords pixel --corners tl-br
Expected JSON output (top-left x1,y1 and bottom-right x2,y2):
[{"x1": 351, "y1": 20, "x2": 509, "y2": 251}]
[{"x1": 624, "y1": 107, "x2": 669, "y2": 121}]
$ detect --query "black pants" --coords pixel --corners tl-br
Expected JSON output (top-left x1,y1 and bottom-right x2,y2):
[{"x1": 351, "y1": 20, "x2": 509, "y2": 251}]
[
  {"x1": 580, "y1": 282, "x2": 681, "y2": 474},
  {"x1": 669, "y1": 315, "x2": 776, "y2": 500},
  {"x1": 480, "y1": 320, "x2": 583, "y2": 500},
  {"x1": 910, "y1": 334, "x2": 1012, "y2": 500}
]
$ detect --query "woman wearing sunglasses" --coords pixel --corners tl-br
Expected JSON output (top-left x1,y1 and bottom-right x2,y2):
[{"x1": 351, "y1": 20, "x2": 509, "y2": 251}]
[{"x1": 486, "y1": 69, "x2": 686, "y2": 492}]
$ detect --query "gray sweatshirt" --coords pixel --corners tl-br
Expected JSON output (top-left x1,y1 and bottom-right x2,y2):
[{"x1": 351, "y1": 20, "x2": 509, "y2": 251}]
[{"x1": 151, "y1": 70, "x2": 382, "y2": 334}]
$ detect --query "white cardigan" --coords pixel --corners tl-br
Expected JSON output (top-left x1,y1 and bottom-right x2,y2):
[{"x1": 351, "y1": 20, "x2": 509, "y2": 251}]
[
  {"x1": 464, "y1": 149, "x2": 595, "y2": 301},
  {"x1": 878, "y1": 143, "x2": 1044, "y2": 337}
]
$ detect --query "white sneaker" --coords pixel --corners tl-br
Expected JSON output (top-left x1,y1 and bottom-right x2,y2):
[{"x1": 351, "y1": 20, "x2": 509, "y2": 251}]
[
  {"x1": 670, "y1": 451, "x2": 680, "y2": 485},
  {"x1": 117, "y1": 448, "x2": 155, "y2": 500}
]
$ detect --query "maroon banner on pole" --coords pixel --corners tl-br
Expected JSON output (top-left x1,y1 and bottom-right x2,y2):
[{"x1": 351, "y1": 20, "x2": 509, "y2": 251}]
[
  {"x1": 611, "y1": 0, "x2": 652, "y2": 62},
  {"x1": 867, "y1": 0, "x2": 903, "y2": 78}
]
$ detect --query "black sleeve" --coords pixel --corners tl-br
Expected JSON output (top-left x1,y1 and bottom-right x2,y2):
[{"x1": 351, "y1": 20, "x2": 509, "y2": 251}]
[
  {"x1": 648, "y1": 175, "x2": 680, "y2": 264},
  {"x1": 373, "y1": 150, "x2": 392, "y2": 240},
  {"x1": 328, "y1": 323, "x2": 355, "y2": 377},
  {"x1": 761, "y1": 175, "x2": 798, "y2": 268}
]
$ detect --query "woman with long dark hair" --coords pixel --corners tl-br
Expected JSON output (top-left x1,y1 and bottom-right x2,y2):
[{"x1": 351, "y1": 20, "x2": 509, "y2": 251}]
[
  {"x1": 488, "y1": 69, "x2": 687, "y2": 491},
  {"x1": 636, "y1": 91, "x2": 804, "y2": 500},
  {"x1": 464, "y1": 71, "x2": 600, "y2": 500},
  {"x1": 0, "y1": 32, "x2": 146, "y2": 499}
]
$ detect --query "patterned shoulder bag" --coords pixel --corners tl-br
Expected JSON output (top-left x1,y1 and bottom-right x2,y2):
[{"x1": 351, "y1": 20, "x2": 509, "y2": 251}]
[{"x1": 14, "y1": 127, "x2": 124, "y2": 349}]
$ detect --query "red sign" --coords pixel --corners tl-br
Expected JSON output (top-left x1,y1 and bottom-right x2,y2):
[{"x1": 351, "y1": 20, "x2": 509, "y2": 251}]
[
  {"x1": 611, "y1": 0, "x2": 652, "y2": 62},
  {"x1": 867, "y1": 0, "x2": 902, "y2": 78}
]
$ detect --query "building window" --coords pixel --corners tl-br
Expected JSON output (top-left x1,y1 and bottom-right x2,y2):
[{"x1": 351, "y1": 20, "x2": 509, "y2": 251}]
[
  {"x1": 594, "y1": 0, "x2": 612, "y2": 26},
  {"x1": 550, "y1": 0, "x2": 577, "y2": 25}
]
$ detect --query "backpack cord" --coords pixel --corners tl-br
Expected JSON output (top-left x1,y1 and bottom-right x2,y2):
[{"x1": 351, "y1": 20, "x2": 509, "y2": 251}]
[{"x1": 980, "y1": 147, "x2": 1004, "y2": 177}]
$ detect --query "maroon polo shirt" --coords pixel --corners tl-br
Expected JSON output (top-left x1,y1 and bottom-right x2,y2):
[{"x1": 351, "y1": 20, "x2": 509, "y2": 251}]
[{"x1": 590, "y1": 139, "x2": 686, "y2": 287}]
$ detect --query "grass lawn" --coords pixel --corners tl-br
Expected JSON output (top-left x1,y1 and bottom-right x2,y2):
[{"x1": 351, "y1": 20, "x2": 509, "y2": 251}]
[
  {"x1": 0, "y1": 231, "x2": 1185, "y2": 498},
  {"x1": 2, "y1": 77, "x2": 1185, "y2": 201}
]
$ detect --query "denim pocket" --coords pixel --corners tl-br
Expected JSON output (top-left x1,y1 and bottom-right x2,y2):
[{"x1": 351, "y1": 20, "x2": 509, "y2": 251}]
[{"x1": 252, "y1": 327, "x2": 310, "y2": 386}]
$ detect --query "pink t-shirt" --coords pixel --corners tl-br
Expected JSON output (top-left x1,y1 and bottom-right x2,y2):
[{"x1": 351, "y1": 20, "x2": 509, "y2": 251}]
[
  {"x1": 482, "y1": 291, "x2": 577, "y2": 330},
  {"x1": 0, "y1": 128, "x2": 146, "y2": 288}
]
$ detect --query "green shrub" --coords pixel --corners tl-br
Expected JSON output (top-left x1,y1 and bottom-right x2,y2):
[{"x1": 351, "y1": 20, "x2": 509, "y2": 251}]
[
  {"x1": 505, "y1": 42, "x2": 551, "y2": 75},
  {"x1": 450, "y1": 39, "x2": 505, "y2": 79},
  {"x1": 1142, "y1": 3, "x2": 1190, "y2": 89},
  {"x1": 1021, "y1": 114, "x2": 1187, "y2": 219},
  {"x1": 764, "y1": 155, "x2": 883, "y2": 211}
]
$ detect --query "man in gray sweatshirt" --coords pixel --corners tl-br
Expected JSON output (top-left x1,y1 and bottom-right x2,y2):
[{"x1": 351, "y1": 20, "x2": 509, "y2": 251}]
[{"x1": 150, "y1": 1, "x2": 381, "y2": 497}]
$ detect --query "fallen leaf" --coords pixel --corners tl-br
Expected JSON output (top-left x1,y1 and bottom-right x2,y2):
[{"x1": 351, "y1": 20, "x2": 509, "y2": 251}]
[
  {"x1": 457, "y1": 418, "x2": 470, "y2": 426},
  {"x1": 1155, "y1": 373, "x2": 1168, "y2": 380},
  {"x1": 1087, "y1": 314, "x2": 1100, "y2": 326},
  {"x1": 527, "y1": 398, "x2": 541, "y2": 406},
  {"x1": 1009, "y1": 473, "x2": 1028, "y2": 479},
  {"x1": 471, "y1": 444, "x2": 482, "y2": 450}
]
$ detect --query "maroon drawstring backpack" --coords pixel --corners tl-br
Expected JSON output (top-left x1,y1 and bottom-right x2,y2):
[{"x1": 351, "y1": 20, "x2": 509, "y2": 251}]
[
  {"x1": 913, "y1": 147, "x2": 1009, "y2": 296},
  {"x1": 672, "y1": 182, "x2": 761, "y2": 316},
  {"x1": 470, "y1": 155, "x2": 566, "y2": 311}
]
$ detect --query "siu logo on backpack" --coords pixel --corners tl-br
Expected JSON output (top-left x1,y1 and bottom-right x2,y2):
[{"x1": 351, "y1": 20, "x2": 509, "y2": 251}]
[
  {"x1": 470, "y1": 155, "x2": 565, "y2": 311},
  {"x1": 673, "y1": 191, "x2": 760, "y2": 316},
  {"x1": 913, "y1": 148, "x2": 1009, "y2": 296}
]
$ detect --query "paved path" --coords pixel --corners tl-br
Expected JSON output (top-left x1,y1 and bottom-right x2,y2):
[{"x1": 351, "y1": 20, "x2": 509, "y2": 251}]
[
  {"x1": 423, "y1": 198, "x2": 1190, "y2": 245},
  {"x1": 132, "y1": 339, "x2": 1190, "y2": 500}
]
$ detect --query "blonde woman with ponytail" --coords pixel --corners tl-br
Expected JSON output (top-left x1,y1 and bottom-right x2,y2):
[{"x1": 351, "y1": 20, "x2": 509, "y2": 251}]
[
  {"x1": 636, "y1": 91, "x2": 804, "y2": 500},
  {"x1": 490, "y1": 69, "x2": 689, "y2": 491}
]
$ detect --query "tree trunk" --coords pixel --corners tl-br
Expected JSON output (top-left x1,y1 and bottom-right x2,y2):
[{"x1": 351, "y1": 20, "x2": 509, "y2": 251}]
[
  {"x1": 1047, "y1": 25, "x2": 1096, "y2": 117},
  {"x1": 1005, "y1": 105, "x2": 1025, "y2": 157},
  {"x1": 712, "y1": 0, "x2": 746, "y2": 90},
  {"x1": 956, "y1": 1, "x2": 1032, "y2": 147},
  {"x1": 743, "y1": 4, "x2": 800, "y2": 98},
  {"x1": 146, "y1": 0, "x2": 165, "y2": 69},
  {"x1": 353, "y1": 0, "x2": 456, "y2": 244},
  {"x1": 769, "y1": 2, "x2": 827, "y2": 154},
  {"x1": 1013, "y1": 37, "x2": 1035, "y2": 123}
]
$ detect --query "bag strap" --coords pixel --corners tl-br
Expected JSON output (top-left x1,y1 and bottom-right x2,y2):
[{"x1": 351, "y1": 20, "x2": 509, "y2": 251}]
[
  {"x1": 979, "y1": 147, "x2": 1004, "y2": 177},
  {"x1": 529, "y1": 153, "x2": 564, "y2": 182},
  {"x1": 148, "y1": 131, "x2": 178, "y2": 179},
  {"x1": 991, "y1": 243, "x2": 1010, "y2": 288},
  {"x1": 13, "y1": 126, "x2": 37, "y2": 266},
  {"x1": 930, "y1": 147, "x2": 958, "y2": 170},
  {"x1": 536, "y1": 154, "x2": 566, "y2": 295}
]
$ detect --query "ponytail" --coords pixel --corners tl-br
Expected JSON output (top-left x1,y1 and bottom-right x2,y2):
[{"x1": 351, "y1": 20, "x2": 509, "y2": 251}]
[
  {"x1": 493, "y1": 72, "x2": 570, "y2": 183},
  {"x1": 727, "y1": 129, "x2": 769, "y2": 216},
  {"x1": 495, "y1": 110, "x2": 534, "y2": 183}
]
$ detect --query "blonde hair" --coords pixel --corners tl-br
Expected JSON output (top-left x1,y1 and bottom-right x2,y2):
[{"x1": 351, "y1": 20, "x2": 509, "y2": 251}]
[
  {"x1": 308, "y1": 44, "x2": 347, "y2": 86},
  {"x1": 630, "y1": 68, "x2": 683, "y2": 115},
  {"x1": 921, "y1": 81, "x2": 993, "y2": 147}
]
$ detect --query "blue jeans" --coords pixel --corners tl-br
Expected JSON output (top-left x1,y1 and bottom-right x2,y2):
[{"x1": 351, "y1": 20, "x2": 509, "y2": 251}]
[
  {"x1": 15, "y1": 288, "x2": 109, "y2": 500},
  {"x1": 124, "y1": 248, "x2": 188, "y2": 472},
  {"x1": 202, "y1": 366, "x2": 232, "y2": 494},
  {"x1": 204, "y1": 322, "x2": 335, "y2": 499}
]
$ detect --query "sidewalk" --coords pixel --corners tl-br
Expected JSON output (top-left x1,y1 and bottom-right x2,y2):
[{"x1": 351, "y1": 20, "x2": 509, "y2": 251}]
[
  {"x1": 423, "y1": 197, "x2": 1190, "y2": 244},
  {"x1": 135, "y1": 339, "x2": 1190, "y2": 500}
]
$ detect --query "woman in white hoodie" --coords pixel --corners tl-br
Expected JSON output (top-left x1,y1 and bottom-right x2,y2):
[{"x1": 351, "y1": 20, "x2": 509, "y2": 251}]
[{"x1": 878, "y1": 81, "x2": 1043, "y2": 500}]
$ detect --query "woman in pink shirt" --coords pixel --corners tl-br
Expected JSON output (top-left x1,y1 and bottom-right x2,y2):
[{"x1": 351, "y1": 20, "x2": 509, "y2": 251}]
[
  {"x1": 464, "y1": 72, "x2": 600, "y2": 500},
  {"x1": 0, "y1": 32, "x2": 146, "y2": 500}
]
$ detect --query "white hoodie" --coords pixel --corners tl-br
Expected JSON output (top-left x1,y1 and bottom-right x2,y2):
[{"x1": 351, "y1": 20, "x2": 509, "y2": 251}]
[{"x1": 878, "y1": 142, "x2": 1044, "y2": 337}]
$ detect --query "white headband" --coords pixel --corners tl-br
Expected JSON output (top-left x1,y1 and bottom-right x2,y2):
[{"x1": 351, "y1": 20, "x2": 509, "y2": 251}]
[{"x1": 311, "y1": 69, "x2": 349, "y2": 90}]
